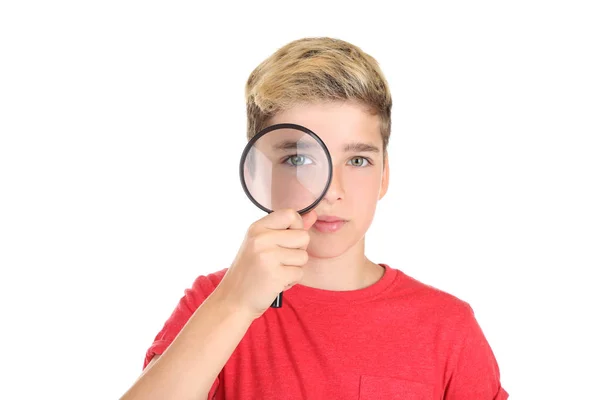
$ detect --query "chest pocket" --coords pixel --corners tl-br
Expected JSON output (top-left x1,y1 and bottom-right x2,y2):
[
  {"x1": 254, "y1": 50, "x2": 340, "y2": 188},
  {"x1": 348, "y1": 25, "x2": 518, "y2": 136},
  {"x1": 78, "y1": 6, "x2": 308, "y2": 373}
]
[{"x1": 359, "y1": 375, "x2": 434, "y2": 400}]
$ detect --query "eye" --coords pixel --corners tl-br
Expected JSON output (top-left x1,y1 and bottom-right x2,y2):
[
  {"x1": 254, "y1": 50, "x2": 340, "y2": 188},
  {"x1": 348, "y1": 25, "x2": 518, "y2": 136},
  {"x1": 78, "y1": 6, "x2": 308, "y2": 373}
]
[
  {"x1": 347, "y1": 156, "x2": 370, "y2": 167},
  {"x1": 285, "y1": 155, "x2": 314, "y2": 166}
]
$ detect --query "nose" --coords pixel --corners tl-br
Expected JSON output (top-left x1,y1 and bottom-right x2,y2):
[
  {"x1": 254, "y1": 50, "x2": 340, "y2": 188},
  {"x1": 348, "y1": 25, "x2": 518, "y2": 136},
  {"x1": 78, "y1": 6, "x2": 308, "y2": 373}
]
[{"x1": 322, "y1": 165, "x2": 345, "y2": 204}]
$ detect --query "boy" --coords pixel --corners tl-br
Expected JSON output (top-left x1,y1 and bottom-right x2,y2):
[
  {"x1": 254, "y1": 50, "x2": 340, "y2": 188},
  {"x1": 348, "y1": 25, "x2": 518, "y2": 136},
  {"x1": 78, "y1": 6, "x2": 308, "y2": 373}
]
[{"x1": 120, "y1": 37, "x2": 508, "y2": 399}]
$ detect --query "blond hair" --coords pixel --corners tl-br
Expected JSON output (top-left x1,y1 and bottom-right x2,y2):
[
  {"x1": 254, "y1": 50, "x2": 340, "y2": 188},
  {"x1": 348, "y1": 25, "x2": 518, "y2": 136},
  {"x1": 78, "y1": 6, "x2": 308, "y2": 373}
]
[{"x1": 245, "y1": 37, "x2": 392, "y2": 152}]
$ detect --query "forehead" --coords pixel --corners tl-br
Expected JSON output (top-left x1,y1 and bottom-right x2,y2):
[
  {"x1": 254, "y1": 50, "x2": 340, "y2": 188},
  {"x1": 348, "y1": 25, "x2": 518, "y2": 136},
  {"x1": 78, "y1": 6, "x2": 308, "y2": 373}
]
[{"x1": 267, "y1": 101, "x2": 381, "y2": 151}]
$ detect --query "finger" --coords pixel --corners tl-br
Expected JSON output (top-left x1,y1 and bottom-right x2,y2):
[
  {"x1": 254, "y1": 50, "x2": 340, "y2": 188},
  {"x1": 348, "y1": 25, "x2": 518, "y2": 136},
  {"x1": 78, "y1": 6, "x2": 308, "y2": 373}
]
[
  {"x1": 277, "y1": 248, "x2": 309, "y2": 267},
  {"x1": 281, "y1": 265, "x2": 304, "y2": 288},
  {"x1": 301, "y1": 210, "x2": 318, "y2": 231},
  {"x1": 283, "y1": 283, "x2": 295, "y2": 291},
  {"x1": 260, "y1": 208, "x2": 303, "y2": 230},
  {"x1": 283, "y1": 279, "x2": 301, "y2": 291},
  {"x1": 269, "y1": 229, "x2": 310, "y2": 250}
]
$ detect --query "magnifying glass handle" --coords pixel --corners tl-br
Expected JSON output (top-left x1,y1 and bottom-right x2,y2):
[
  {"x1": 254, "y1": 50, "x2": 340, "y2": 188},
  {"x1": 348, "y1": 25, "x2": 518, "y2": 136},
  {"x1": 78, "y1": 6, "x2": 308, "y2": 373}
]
[{"x1": 271, "y1": 292, "x2": 283, "y2": 308}]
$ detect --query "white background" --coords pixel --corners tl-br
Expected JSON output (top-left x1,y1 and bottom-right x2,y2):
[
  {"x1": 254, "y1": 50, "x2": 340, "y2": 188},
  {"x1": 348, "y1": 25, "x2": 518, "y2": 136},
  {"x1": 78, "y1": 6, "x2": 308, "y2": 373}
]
[{"x1": 1, "y1": 1, "x2": 598, "y2": 399}]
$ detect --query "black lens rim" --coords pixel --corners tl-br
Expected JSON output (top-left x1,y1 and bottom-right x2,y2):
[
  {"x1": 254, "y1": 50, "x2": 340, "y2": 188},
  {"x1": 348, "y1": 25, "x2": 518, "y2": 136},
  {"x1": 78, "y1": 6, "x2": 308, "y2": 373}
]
[{"x1": 239, "y1": 123, "x2": 333, "y2": 215}]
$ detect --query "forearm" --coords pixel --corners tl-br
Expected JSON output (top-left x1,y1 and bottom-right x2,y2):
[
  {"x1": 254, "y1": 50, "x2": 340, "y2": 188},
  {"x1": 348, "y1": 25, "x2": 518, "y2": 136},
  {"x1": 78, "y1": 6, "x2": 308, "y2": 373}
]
[{"x1": 120, "y1": 288, "x2": 254, "y2": 400}]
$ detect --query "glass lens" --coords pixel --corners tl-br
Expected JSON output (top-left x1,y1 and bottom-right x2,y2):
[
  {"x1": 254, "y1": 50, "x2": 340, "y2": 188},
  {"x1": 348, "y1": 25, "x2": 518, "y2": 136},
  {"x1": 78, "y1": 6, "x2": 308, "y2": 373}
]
[{"x1": 242, "y1": 127, "x2": 330, "y2": 212}]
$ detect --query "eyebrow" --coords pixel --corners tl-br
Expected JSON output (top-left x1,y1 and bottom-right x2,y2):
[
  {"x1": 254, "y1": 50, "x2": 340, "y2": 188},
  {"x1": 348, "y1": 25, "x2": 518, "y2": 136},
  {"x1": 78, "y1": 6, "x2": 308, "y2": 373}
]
[
  {"x1": 344, "y1": 142, "x2": 380, "y2": 153},
  {"x1": 273, "y1": 140, "x2": 320, "y2": 151},
  {"x1": 272, "y1": 140, "x2": 381, "y2": 153}
]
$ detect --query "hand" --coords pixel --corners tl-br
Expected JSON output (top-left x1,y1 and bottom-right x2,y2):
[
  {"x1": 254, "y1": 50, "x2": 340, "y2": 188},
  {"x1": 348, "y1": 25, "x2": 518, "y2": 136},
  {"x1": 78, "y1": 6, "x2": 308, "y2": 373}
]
[{"x1": 216, "y1": 208, "x2": 317, "y2": 320}]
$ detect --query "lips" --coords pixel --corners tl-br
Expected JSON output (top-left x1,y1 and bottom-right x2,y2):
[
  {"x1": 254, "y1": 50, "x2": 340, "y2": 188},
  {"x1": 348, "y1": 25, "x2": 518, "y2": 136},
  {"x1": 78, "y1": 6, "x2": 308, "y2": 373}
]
[{"x1": 313, "y1": 215, "x2": 347, "y2": 233}]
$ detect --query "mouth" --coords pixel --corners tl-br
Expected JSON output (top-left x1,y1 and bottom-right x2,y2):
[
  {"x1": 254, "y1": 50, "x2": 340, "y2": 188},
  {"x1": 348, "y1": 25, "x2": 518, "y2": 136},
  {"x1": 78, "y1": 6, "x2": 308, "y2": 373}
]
[{"x1": 313, "y1": 215, "x2": 348, "y2": 233}]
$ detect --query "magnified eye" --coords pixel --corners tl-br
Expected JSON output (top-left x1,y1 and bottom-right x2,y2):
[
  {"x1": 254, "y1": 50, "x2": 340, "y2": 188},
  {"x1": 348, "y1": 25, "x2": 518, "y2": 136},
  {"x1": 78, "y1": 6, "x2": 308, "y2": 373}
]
[{"x1": 285, "y1": 155, "x2": 314, "y2": 166}]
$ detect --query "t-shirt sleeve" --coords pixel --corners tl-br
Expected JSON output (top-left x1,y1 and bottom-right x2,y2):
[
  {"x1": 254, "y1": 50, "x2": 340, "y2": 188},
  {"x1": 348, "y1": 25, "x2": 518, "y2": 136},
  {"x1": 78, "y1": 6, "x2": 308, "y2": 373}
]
[
  {"x1": 142, "y1": 272, "x2": 224, "y2": 399},
  {"x1": 444, "y1": 304, "x2": 509, "y2": 400}
]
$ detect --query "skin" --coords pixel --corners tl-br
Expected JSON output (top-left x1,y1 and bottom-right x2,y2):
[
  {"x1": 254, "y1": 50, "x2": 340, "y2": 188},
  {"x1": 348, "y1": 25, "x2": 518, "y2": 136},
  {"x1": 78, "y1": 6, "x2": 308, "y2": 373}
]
[{"x1": 266, "y1": 99, "x2": 390, "y2": 291}]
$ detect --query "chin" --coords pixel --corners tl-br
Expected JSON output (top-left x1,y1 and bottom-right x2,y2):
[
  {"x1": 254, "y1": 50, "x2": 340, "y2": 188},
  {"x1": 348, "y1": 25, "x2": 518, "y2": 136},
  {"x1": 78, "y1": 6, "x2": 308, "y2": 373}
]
[
  {"x1": 307, "y1": 242, "x2": 348, "y2": 258},
  {"x1": 306, "y1": 232, "x2": 363, "y2": 259}
]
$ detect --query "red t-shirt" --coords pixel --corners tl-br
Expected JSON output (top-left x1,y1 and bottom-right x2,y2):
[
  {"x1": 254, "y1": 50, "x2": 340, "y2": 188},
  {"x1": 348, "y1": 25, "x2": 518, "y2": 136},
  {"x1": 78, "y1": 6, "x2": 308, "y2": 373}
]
[{"x1": 144, "y1": 264, "x2": 509, "y2": 399}]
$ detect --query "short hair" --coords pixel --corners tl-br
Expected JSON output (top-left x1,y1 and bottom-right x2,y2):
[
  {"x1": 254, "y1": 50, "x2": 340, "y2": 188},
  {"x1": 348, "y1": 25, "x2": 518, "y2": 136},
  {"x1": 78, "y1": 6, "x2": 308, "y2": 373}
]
[{"x1": 245, "y1": 37, "x2": 392, "y2": 153}]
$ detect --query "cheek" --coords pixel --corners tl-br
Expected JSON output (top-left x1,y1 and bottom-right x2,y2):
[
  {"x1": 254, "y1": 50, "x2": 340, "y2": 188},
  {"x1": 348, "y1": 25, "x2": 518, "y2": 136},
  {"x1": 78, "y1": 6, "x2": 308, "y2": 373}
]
[{"x1": 344, "y1": 169, "x2": 382, "y2": 204}]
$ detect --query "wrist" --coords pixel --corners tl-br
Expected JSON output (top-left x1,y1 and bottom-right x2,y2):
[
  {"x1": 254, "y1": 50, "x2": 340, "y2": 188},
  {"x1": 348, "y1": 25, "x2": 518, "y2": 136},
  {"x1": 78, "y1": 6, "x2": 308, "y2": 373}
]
[{"x1": 209, "y1": 285, "x2": 257, "y2": 323}]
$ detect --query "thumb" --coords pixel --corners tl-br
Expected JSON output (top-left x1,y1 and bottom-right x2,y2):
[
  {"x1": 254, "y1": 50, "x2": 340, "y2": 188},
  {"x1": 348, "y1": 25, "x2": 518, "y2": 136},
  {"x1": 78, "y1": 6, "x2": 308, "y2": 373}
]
[{"x1": 301, "y1": 210, "x2": 318, "y2": 230}]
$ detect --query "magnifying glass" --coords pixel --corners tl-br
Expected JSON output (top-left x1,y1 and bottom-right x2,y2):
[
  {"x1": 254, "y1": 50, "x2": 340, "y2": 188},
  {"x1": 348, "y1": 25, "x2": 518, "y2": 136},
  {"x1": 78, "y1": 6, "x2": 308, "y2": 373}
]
[{"x1": 239, "y1": 123, "x2": 332, "y2": 308}]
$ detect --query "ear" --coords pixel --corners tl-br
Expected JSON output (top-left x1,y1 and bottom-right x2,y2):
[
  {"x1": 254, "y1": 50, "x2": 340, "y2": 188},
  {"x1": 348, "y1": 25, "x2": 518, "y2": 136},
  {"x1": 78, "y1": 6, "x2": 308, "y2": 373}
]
[{"x1": 379, "y1": 152, "x2": 389, "y2": 200}]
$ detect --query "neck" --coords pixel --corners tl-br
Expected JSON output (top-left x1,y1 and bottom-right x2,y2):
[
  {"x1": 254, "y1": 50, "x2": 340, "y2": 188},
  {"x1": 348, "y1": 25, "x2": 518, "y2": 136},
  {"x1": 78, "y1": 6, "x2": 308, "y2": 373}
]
[{"x1": 299, "y1": 237, "x2": 384, "y2": 291}]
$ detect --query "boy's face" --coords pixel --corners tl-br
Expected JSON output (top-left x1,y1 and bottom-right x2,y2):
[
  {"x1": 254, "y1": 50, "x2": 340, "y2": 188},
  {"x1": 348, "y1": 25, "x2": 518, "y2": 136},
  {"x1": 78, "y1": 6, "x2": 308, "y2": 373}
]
[{"x1": 267, "y1": 100, "x2": 389, "y2": 258}]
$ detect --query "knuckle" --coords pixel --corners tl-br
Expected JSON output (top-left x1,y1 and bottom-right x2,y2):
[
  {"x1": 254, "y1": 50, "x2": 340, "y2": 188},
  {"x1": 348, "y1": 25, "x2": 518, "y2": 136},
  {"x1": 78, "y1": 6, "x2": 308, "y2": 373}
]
[
  {"x1": 285, "y1": 208, "x2": 298, "y2": 221},
  {"x1": 301, "y1": 230, "x2": 310, "y2": 244},
  {"x1": 300, "y1": 250, "x2": 309, "y2": 264},
  {"x1": 248, "y1": 222, "x2": 261, "y2": 237},
  {"x1": 249, "y1": 233, "x2": 266, "y2": 250},
  {"x1": 293, "y1": 231, "x2": 309, "y2": 248}
]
